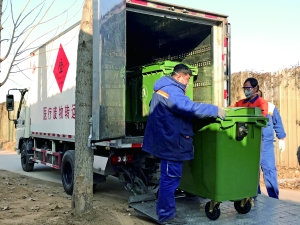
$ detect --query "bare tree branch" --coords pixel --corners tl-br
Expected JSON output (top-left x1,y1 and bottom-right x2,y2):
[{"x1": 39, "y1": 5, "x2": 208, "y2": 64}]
[
  {"x1": 38, "y1": 0, "x2": 79, "y2": 26},
  {"x1": 0, "y1": 38, "x2": 10, "y2": 44},
  {"x1": 0, "y1": 0, "x2": 56, "y2": 87},
  {"x1": 8, "y1": 77, "x2": 22, "y2": 86},
  {"x1": 16, "y1": 1, "x2": 46, "y2": 30},
  {"x1": 0, "y1": 0, "x2": 31, "y2": 63},
  {"x1": 12, "y1": 64, "x2": 32, "y2": 81},
  {"x1": 2, "y1": 13, "x2": 10, "y2": 26},
  {"x1": 1, "y1": 0, "x2": 83, "y2": 89},
  {"x1": 9, "y1": 0, "x2": 16, "y2": 25},
  {"x1": 2, "y1": 0, "x2": 8, "y2": 14},
  {"x1": 19, "y1": 8, "x2": 82, "y2": 59},
  {"x1": 6, "y1": 0, "x2": 82, "y2": 56},
  {"x1": 1, "y1": 0, "x2": 10, "y2": 27},
  {"x1": 13, "y1": 2, "x2": 45, "y2": 44},
  {"x1": 20, "y1": 0, "x2": 81, "y2": 41},
  {"x1": 13, "y1": 25, "x2": 79, "y2": 70}
]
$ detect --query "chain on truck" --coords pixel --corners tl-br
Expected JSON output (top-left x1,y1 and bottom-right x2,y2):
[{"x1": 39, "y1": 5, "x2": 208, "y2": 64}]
[{"x1": 5, "y1": 0, "x2": 230, "y2": 197}]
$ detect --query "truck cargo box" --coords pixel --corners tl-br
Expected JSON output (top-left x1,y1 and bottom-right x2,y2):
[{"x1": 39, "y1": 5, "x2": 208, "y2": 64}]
[{"x1": 92, "y1": 0, "x2": 230, "y2": 141}]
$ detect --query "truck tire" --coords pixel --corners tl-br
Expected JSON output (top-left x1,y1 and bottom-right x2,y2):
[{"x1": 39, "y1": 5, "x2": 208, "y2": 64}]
[
  {"x1": 21, "y1": 143, "x2": 34, "y2": 172},
  {"x1": 61, "y1": 150, "x2": 75, "y2": 195}
]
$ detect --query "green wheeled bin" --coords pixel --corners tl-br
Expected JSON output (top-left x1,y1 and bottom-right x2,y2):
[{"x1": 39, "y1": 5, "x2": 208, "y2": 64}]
[{"x1": 179, "y1": 107, "x2": 268, "y2": 220}]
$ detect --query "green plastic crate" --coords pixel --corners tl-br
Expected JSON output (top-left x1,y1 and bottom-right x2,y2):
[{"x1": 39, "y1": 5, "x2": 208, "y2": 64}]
[
  {"x1": 126, "y1": 61, "x2": 198, "y2": 122},
  {"x1": 179, "y1": 107, "x2": 268, "y2": 202}
]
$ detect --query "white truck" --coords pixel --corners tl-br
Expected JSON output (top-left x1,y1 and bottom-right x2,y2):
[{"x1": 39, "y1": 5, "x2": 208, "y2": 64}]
[{"x1": 6, "y1": 0, "x2": 230, "y2": 197}]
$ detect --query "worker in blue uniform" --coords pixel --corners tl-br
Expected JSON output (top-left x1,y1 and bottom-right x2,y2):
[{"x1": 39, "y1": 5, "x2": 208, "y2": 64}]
[
  {"x1": 143, "y1": 63, "x2": 226, "y2": 224},
  {"x1": 257, "y1": 90, "x2": 286, "y2": 199}
]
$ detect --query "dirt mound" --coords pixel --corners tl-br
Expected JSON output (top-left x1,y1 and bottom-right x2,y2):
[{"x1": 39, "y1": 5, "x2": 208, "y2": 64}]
[
  {"x1": 0, "y1": 140, "x2": 15, "y2": 151},
  {"x1": 259, "y1": 166, "x2": 300, "y2": 190}
]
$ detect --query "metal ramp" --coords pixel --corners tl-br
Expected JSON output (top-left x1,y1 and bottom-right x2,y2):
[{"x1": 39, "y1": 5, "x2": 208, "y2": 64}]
[{"x1": 130, "y1": 195, "x2": 300, "y2": 224}]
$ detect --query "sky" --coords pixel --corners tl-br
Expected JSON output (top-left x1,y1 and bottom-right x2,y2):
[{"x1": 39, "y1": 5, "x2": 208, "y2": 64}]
[{"x1": 0, "y1": 0, "x2": 300, "y2": 103}]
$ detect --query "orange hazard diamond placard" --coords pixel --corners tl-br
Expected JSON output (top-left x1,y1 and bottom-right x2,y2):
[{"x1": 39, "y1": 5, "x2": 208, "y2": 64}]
[{"x1": 53, "y1": 44, "x2": 70, "y2": 92}]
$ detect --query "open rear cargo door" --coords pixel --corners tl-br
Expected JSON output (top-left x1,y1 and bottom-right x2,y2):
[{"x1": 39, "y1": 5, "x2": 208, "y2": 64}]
[{"x1": 92, "y1": 0, "x2": 126, "y2": 140}]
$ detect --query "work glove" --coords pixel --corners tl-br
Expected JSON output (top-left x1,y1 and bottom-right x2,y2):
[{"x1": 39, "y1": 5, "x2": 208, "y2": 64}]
[
  {"x1": 279, "y1": 139, "x2": 285, "y2": 153},
  {"x1": 217, "y1": 107, "x2": 226, "y2": 120}
]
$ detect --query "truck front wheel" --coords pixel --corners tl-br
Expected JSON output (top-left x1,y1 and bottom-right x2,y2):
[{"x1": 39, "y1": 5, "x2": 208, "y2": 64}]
[
  {"x1": 61, "y1": 150, "x2": 75, "y2": 195},
  {"x1": 21, "y1": 143, "x2": 34, "y2": 172}
]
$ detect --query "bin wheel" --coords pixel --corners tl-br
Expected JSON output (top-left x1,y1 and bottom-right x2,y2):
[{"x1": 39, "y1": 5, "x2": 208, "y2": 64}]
[
  {"x1": 234, "y1": 200, "x2": 251, "y2": 214},
  {"x1": 205, "y1": 202, "x2": 221, "y2": 220}
]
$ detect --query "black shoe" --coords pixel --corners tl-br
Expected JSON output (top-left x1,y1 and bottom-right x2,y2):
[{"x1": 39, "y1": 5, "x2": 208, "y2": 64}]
[{"x1": 161, "y1": 216, "x2": 187, "y2": 225}]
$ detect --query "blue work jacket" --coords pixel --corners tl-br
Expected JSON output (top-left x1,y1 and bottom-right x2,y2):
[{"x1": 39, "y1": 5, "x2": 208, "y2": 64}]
[
  {"x1": 262, "y1": 102, "x2": 286, "y2": 141},
  {"x1": 142, "y1": 76, "x2": 218, "y2": 161}
]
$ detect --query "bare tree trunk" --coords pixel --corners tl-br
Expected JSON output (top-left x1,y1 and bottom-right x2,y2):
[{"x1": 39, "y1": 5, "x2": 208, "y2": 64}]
[{"x1": 72, "y1": 0, "x2": 93, "y2": 214}]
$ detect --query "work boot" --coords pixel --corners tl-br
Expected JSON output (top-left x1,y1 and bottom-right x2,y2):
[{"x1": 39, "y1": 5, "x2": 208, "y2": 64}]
[{"x1": 161, "y1": 215, "x2": 187, "y2": 225}]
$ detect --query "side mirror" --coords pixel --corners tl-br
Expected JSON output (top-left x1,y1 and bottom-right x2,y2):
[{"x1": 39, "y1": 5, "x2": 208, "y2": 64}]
[{"x1": 6, "y1": 94, "x2": 14, "y2": 111}]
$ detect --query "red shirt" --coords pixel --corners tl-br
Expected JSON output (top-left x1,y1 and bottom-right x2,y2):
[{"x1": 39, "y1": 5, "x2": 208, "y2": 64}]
[{"x1": 234, "y1": 95, "x2": 268, "y2": 117}]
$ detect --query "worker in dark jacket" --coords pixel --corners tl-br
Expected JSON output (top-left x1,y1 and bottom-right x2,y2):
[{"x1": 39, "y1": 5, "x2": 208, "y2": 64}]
[
  {"x1": 142, "y1": 63, "x2": 226, "y2": 224},
  {"x1": 257, "y1": 90, "x2": 286, "y2": 199}
]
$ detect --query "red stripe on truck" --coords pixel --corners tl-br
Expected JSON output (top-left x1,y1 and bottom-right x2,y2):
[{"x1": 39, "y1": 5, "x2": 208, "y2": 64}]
[
  {"x1": 53, "y1": 152, "x2": 61, "y2": 169},
  {"x1": 131, "y1": 0, "x2": 147, "y2": 5},
  {"x1": 224, "y1": 38, "x2": 228, "y2": 47},
  {"x1": 205, "y1": 14, "x2": 217, "y2": 19},
  {"x1": 156, "y1": 5, "x2": 166, "y2": 9},
  {"x1": 31, "y1": 131, "x2": 73, "y2": 138},
  {"x1": 224, "y1": 90, "x2": 228, "y2": 99}
]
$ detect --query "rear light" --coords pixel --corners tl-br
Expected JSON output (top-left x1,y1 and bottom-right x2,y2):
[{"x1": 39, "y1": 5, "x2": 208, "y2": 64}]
[{"x1": 111, "y1": 154, "x2": 134, "y2": 165}]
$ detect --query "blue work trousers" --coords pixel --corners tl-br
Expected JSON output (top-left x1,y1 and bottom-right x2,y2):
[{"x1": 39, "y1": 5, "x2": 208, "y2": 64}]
[
  {"x1": 258, "y1": 140, "x2": 279, "y2": 199},
  {"x1": 157, "y1": 159, "x2": 183, "y2": 223}
]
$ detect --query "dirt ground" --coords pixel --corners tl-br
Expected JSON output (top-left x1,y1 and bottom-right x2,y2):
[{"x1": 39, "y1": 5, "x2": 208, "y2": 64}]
[
  {"x1": 0, "y1": 166, "x2": 299, "y2": 225},
  {"x1": 271, "y1": 165, "x2": 300, "y2": 190},
  {"x1": 0, "y1": 169, "x2": 155, "y2": 225}
]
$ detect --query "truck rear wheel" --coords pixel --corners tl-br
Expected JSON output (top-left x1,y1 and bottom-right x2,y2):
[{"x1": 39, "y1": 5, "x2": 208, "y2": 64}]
[
  {"x1": 61, "y1": 150, "x2": 75, "y2": 195},
  {"x1": 21, "y1": 143, "x2": 34, "y2": 172}
]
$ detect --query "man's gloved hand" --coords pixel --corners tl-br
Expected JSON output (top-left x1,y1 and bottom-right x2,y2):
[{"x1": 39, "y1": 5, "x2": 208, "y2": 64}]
[
  {"x1": 217, "y1": 107, "x2": 226, "y2": 120},
  {"x1": 279, "y1": 139, "x2": 285, "y2": 153}
]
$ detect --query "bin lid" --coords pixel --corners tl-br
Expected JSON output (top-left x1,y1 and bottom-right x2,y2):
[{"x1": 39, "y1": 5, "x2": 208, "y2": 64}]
[
  {"x1": 141, "y1": 60, "x2": 198, "y2": 76},
  {"x1": 224, "y1": 107, "x2": 264, "y2": 117}
]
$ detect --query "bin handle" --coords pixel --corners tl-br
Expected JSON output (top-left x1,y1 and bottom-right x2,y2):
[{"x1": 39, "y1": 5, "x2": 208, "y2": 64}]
[
  {"x1": 218, "y1": 119, "x2": 235, "y2": 128},
  {"x1": 218, "y1": 118, "x2": 268, "y2": 128},
  {"x1": 255, "y1": 119, "x2": 268, "y2": 127}
]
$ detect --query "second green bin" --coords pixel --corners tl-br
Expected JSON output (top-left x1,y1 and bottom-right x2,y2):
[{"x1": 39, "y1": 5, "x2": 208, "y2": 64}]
[
  {"x1": 179, "y1": 107, "x2": 267, "y2": 202},
  {"x1": 126, "y1": 60, "x2": 198, "y2": 122}
]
